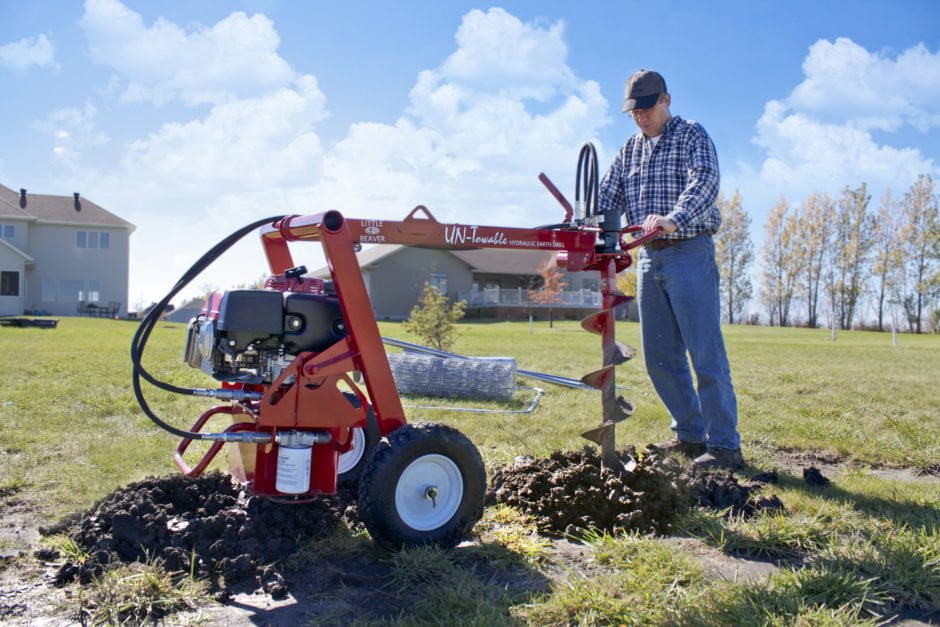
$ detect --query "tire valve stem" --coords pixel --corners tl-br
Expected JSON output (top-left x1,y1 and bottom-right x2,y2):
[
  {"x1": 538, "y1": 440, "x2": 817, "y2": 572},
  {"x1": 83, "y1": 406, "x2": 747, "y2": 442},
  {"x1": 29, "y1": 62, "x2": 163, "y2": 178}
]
[{"x1": 425, "y1": 486, "x2": 438, "y2": 508}]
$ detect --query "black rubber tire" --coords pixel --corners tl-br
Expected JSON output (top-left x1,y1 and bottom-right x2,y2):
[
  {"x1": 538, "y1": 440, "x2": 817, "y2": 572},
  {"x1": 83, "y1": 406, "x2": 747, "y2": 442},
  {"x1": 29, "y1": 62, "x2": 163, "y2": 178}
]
[
  {"x1": 358, "y1": 422, "x2": 486, "y2": 549},
  {"x1": 337, "y1": 394, "x2": 380, "y2": 487}
]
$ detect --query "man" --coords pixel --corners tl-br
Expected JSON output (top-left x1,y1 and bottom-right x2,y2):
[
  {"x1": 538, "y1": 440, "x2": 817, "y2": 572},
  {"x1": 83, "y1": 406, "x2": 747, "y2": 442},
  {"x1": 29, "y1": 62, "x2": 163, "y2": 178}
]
[{"x1": 598, "y1": 69, "x2": 743, "y2": 469}]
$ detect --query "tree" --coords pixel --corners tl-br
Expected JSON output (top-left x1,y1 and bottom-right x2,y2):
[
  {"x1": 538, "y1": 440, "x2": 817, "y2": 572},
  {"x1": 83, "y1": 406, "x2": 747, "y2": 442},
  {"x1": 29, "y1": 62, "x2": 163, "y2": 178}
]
[
  {"x1": 760, "y1": 197, "x2": 799, "y2": 326},
  {"x1": 794, "y1": 192, "x2": 834, "y2": 328},
  {"x1": 403, "y1": 283, "x2": 466, "y2": 351},
  {"x1": 897, "y1": 174, "x2": 939, "y2": 333},
  {"x1": 615, "y1": 248, "x2": 640, "y2": 298},
  {"x1": 714, "y1": 190, "x2": 754, "y2": 324},
  {"x1": 871, "y1": 189, "x2": 904, "y2": 332},
  {"x1": 528, "y1": 255, "x2": 566, "y2": 327},
  {"x1": 830, "y1": 183, "x2": 875, "y2": 330}
]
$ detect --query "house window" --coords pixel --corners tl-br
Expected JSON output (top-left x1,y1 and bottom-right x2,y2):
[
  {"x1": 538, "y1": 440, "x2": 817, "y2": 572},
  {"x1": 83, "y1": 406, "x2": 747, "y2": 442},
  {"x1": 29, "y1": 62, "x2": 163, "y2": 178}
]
[
  {"x1": 428, "y1": 273, "x2": 448, "y2": 296},
  {"x1": 77, "y1": 230, "x2": 111, "y2": 249},
  {"x1": 0, "y1": 271, "x2": 18, "y2": 296},
  {"x1": 87, "y1": 280, "x2": 101, "y2": 302},
  {"x1": 58, "y1": 279, "x2": 84, "y2": 302},
  {"x1": 1, "y1": 224, "x2": 14, "y2": 240},
  {"x1": 582, "y1": 278, "x2": 599, "y2": 291}
]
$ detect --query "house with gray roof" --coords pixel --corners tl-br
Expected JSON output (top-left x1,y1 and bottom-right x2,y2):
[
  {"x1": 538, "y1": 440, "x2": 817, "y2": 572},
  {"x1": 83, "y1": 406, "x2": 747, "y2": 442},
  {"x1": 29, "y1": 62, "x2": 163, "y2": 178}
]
[
  {"x1": 0, "y1": 184, "x2": 135, "y2": 317},
  {"x1": 313, "y1": 244, "x2": 635, "y2": 321}
]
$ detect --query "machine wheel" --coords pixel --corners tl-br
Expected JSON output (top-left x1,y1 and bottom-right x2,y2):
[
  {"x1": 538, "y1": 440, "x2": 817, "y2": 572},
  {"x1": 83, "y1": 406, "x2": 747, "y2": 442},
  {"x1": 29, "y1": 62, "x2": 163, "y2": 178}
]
[
  {"x1": 358, "y1": 422, "x2": 486, "y2": 549},
  {"x1": 337, "y1": 394, "x2": 380, "y2": 487}
]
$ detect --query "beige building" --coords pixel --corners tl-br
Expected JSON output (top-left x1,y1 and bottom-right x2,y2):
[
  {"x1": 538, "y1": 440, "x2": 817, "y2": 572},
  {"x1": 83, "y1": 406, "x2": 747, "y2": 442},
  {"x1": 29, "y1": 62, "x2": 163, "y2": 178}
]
[
  {"x1": 0, "y1": 184, "x2": 135, "y2": 317},
  {"x1": 314, "y1": 244, "x2": 634, "y2": 321}
]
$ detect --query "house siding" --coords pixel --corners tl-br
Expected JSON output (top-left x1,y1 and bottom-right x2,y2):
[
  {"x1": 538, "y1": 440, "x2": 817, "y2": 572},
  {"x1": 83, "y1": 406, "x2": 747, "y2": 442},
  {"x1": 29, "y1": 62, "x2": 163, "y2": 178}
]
[
  {"x1": 365, "y1": 248, "x2": 472, "y2": 320},
  {"x1": 0, "y1": 218, "x2": 31, "y2": 252},
  {"x1": 0, "y1": 245, "x2": 25, "y2": 316},
  {"x1": 25, "y1": 223, "x2": 131, "y2": 316}
]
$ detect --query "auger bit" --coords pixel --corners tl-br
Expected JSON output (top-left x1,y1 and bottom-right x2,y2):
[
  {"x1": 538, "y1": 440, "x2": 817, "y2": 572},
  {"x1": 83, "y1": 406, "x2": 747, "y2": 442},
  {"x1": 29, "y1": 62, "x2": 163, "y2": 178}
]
[{"x1": 578, "y1": 257, "x2": 638, "y2": 475}]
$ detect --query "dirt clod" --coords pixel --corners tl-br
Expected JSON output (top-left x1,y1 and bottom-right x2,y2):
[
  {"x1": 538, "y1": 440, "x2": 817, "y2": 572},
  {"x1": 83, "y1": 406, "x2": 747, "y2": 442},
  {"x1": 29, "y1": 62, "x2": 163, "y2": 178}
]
[
  {"x1": 47, "y1": 472, "x2": 351, "y2": 597},
  {"x1": 33, "y1": 547, "x2": 60, "y2": 561},
  {"x1": 684, "y1": 469, "x2": 787, "y2": 516},
  {"x1": 803, "y1": 466, "x2": 831, "y2": 486},
  {"x1": 750, "y1": 469, "x2": 779, "y2": 484},
  {"x1": 258, "y1": 565, "x2": 289, "y2": 599}
]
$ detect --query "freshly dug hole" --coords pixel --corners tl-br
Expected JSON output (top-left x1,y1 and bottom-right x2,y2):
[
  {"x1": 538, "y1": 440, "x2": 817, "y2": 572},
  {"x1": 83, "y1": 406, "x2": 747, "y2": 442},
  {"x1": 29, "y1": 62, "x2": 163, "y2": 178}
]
[
  {"x1": 487, "y1": 445, "x2": 784, "y2": 538},
  {"x1": 49, "y1": 472, "x2": 353, "y2": 598}
]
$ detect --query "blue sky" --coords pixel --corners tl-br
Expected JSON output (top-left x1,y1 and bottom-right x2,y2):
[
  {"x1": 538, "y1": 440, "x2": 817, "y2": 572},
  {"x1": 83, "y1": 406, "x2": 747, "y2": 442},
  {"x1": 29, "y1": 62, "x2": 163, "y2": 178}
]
[{"x1": 2, "y1": 0, "x2": 938, "y2": 308}]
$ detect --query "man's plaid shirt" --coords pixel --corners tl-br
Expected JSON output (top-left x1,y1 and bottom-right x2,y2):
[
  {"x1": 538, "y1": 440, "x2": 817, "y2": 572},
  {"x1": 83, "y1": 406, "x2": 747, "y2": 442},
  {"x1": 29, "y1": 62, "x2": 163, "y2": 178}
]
[{"x1": 599, "y1": 116, "x2": 721, "y2": 240}]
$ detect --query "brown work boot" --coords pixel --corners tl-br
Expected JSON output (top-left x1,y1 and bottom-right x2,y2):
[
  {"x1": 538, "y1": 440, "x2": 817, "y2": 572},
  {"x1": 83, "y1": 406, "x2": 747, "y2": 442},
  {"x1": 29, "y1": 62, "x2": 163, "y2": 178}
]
[
  {"x1": 653, "y1": 438, "x2": 706, "y2": 458},
  {"x1": 693, "y1": 447, "x2": 745, "y2": 470}
]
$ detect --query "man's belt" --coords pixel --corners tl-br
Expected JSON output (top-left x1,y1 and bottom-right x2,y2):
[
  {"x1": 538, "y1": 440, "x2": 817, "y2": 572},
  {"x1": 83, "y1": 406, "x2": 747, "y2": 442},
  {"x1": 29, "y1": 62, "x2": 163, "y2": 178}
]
[
  {"x1": 647, "y1": 238, "x2": 686, "y2": 250},
  {"x1": 645, "y1": 234, "x2": 709, "y2": 250}
]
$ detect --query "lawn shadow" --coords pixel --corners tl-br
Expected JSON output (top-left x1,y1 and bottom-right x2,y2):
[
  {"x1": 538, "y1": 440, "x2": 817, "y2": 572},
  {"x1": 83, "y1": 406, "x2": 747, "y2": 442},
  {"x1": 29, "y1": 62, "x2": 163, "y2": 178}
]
[
  {"x1": 210, "y1": 539, "x2": 551, "y2": 625},
  {"x1": 774, "y1": 470, "x2": 940, "y2": 532}
]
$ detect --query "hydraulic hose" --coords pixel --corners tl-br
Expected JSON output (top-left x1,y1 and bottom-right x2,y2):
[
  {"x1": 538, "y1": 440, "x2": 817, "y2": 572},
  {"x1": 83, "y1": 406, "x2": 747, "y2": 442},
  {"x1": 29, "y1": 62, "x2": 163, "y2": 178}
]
[
  {"x1": 575, "y1": 141, "x2": 620, "y2": 251},
  {"x1": 575, "y1": 142, "x2": 599, "y2": 219},
  {"x1": 130, "y1": 215, "x2": 285, "y2": 439}
]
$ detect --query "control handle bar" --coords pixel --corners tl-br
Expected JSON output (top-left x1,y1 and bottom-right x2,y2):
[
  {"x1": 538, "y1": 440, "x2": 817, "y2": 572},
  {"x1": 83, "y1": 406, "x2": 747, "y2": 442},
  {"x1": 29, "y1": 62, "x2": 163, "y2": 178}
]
[{"x1": 620, "y1": 225, "x2": 663, "y2": 251}]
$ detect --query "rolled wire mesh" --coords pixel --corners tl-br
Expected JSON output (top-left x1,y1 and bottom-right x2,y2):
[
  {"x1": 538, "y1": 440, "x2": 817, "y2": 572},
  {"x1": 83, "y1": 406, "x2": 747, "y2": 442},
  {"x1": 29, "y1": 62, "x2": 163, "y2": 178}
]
[{"x1": 387, "y1": 352, "x2": 516, "y2": 401}]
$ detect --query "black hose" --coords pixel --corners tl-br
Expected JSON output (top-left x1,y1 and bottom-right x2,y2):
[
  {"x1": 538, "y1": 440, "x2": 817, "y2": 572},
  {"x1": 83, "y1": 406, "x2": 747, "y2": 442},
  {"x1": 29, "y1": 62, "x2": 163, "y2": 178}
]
[
  {"x1": 575, "y1": 142, "x2": 599, "y2": 218},
  {"x1": 130, "y1": 215, "x2": 285, "y2": 439}
]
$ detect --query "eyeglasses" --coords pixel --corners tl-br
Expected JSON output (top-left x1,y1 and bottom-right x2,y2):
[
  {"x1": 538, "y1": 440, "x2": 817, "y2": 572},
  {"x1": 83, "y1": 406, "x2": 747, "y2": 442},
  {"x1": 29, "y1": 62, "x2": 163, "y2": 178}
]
[{"x1": 629, "y1": 107, "x2": 657, "y2": 117}]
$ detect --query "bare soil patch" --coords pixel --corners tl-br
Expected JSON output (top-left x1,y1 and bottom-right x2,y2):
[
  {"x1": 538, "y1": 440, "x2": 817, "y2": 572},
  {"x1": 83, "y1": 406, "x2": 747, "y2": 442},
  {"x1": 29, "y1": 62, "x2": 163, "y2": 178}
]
[{"x1": 771, "y1": 446, "x2": 940, "y2": 484}]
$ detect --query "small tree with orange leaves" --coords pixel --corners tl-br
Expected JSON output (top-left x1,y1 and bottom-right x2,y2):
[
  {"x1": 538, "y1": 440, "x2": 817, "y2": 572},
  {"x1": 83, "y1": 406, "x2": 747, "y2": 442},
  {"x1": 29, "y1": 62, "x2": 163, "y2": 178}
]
[{"x1": 529, "y1": 255, "x2": 566, "y2": 327}]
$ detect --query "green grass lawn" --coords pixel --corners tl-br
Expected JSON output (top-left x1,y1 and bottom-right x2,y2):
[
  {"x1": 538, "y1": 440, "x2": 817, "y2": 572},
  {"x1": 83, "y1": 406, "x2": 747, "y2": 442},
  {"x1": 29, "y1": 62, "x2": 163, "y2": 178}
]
[
  {"x1": 1, "y1": 317, "x2": 938, "y2": 624},
  {"x1": 413, "y1": 319, "x2": 940, "y2": 472}
]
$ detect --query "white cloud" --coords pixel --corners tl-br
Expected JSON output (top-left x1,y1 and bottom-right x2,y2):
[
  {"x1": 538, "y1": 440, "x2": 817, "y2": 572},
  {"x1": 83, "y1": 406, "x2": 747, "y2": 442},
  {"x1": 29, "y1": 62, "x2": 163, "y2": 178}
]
[
  {"x1": 756, "y1": 100, "x2": 933, "y2": 189},
  {"x1": 33, "y1": 102, "x2": 109, "y2": 165},
  {"x1": 754, "y1": 38, "x2": 939, "y2": 198},
  {"x1": 120, "y1": 75, "x2": 327, "y2": 193},
  {"x1": 69, "y1": 4, "x2": 609, "y2": 305},
  {"x1": 80, "y1": 0, "x2": 295, "y2": 105},
  {"x1": 440, "y1": 8, "x2": 575, "y2": 101},
  {"x1": 0, "y1": 33, "x2": 57, "y2": 72},
  {"x1": 316, "y1": 7, "x2": 608, "y2": 226},
  {"x1": 789, "y1": 38, "x2": 940, "y2": 132}
]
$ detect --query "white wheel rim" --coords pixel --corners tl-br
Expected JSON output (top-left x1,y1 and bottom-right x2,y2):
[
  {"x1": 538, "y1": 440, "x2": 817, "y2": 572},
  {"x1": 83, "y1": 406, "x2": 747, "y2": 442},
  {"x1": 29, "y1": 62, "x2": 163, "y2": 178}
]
[
  {"x1": 394, "y1": 454, "x2": 463, "y2": 531},
  {"x1": 337, "y1": 427, "x2": 366, "y2": 475}
]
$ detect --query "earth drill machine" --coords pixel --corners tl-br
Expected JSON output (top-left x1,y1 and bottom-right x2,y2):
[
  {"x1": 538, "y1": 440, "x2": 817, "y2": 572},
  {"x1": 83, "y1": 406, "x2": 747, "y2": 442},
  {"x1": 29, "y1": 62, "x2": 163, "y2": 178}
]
[{"x1": 131, "y1": 144, "x2": 662, "y2": 547}]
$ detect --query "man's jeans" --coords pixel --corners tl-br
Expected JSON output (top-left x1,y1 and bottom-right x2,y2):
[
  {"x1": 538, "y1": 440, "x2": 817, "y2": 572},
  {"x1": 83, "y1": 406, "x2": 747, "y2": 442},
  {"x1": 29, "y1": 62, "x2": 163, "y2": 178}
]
[{"x1": 636, "y1": 235, "x2": 740, "y2": 449}]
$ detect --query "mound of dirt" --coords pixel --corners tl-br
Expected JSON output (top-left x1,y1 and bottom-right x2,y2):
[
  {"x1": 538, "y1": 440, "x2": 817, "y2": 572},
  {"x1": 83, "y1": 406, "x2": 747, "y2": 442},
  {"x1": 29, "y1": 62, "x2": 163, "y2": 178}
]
[
  {"x1": 488, "y1": 446, "x2": 690, "y2": 537},
  {"x1": 49, "y1": 472, "x2": 353, "y2": 598},
  {"x1": 684, "y1": 469, "x2": 786, "y2": 516},
  {"x1": 488, "y1": 446, "x2": 786, "y2": 537}
]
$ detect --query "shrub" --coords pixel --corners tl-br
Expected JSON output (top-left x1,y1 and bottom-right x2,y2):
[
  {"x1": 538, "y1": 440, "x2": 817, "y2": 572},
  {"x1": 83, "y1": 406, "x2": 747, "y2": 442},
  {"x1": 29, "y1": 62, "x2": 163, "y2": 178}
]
[{"x1": 403, "y1": 283, "x2": 466, "y2": 351}]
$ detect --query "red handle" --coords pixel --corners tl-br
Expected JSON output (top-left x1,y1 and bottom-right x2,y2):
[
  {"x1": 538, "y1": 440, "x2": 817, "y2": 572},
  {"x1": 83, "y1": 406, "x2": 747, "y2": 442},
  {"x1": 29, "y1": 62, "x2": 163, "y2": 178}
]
[
  {"x1": 538, "y1": 172, "x2": 574, "y2": 222},
  {"x1": 620, "y1": 225, "x2": 663, "y2": 251},
  {"x1": 173, "y1": 406, "x2": 258, "y2": 478}
]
